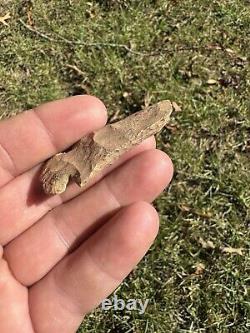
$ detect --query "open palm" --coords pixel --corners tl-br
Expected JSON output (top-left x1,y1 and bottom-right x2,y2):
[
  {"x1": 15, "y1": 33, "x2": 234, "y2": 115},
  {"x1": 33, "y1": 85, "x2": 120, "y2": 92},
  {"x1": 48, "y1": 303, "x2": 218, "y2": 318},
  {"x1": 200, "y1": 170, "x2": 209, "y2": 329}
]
[{"x1": 0, "y1": 95, "x2": 173, "y2": 333}]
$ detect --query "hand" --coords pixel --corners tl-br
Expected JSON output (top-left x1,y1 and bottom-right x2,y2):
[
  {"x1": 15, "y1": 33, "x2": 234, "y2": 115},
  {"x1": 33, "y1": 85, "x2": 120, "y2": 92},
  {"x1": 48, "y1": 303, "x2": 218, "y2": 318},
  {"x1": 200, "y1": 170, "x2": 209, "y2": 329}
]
[{"x1": 0, "y1": 96, "x2": 173, "y2": 333}]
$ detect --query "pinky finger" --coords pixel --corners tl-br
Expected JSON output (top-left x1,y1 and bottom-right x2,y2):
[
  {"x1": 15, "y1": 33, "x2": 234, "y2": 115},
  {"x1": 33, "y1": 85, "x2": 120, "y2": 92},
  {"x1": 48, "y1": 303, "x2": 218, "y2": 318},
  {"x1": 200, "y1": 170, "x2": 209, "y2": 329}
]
[{"x1": 29, "y1": 201, "x2": 159, "y2": 333}]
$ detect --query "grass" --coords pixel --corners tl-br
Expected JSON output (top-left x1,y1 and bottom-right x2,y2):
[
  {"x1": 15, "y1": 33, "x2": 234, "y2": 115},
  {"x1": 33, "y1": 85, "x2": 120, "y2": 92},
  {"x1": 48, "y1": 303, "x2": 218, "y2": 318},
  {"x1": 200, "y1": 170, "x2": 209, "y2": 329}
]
[{"x1": 0, "y1": 0, "x2": 249, "y2": 332}]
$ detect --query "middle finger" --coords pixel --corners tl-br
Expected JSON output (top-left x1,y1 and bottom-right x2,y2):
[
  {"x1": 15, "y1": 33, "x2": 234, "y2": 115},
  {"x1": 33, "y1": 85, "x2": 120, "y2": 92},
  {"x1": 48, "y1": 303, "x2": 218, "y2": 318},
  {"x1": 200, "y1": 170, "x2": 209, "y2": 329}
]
[{"x1": 0, "y1": 137, "x2": 155, "y2": 246}]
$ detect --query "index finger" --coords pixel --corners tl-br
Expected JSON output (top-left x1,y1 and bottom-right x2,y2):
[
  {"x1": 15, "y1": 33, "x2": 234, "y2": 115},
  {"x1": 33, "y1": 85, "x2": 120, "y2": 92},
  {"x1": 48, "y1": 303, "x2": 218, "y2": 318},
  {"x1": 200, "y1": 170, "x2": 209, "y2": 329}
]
[{"x1": 0, "y1": 95, "x2": 107, "y2": 188}]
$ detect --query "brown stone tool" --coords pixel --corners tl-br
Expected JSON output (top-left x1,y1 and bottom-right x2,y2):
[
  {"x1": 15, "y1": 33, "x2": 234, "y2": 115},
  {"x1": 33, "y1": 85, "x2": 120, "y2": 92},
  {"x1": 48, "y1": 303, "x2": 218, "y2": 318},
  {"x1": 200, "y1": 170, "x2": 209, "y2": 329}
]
[{"x1": 40, "y1": 100, "x2": 176, "y2": 195}]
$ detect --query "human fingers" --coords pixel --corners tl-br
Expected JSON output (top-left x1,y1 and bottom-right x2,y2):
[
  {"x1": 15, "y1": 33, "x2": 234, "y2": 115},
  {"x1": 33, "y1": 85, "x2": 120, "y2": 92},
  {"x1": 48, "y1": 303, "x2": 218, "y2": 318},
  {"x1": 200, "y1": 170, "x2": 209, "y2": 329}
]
[
  {"x1": 5, "y1": 149, "x2": 173, "y2": 285},
  {"x1": 0, "y1": 95, "x2": 107, "y2": 188},
  {"x1": 28, "y1": 201, "x2": 159, "y2": 333}
]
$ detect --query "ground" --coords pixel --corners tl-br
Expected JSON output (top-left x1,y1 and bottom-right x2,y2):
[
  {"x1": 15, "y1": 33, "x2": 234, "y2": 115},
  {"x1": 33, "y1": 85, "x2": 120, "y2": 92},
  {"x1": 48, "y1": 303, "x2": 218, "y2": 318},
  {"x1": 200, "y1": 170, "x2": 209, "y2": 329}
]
[{"x1": 0, "y1": 1, "x2": 249, "y2": 332}]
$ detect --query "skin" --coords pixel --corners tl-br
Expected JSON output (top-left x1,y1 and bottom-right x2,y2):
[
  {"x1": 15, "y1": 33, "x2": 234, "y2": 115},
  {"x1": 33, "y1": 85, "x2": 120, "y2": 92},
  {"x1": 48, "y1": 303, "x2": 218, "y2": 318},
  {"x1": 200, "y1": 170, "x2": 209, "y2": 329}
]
[{"x1": 0, "y1": 95, "x2": 174, "y2": 333}]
